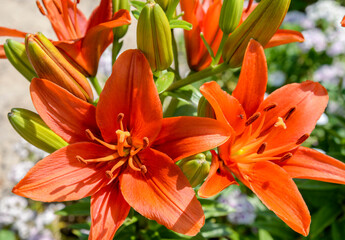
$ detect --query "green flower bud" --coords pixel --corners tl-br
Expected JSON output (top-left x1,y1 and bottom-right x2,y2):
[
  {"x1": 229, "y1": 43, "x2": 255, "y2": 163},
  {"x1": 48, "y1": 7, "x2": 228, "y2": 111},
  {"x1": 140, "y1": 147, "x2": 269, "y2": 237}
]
[
  {"x1": 155, "y1": 0, "x2": 172, "y2": 11},
  {"x1": 137, "y1": 1, "x2": 173, "y2": 71},
  {"x1": 178, "y1": 153, "x2": 210, "y2": 187},
  {"x1": 25, "y1": 33, "x2": 94, "y2": 102},
  {"x1": 223, "y1": 0, "x2": 291, "y2": 68},
  {"x1": 219, "y1": 0, "x2": 244, "y2": 34},
  {"x1": 112, "y1": 0, "x2": 130, "y2": 38},
  {"x1": 8, "y1": 108, "x2": 68, "y2": 153},
  {"x1": 3, "y1": 39, "x2": 38, "y2": 81},
  {"x1": 197, "y1": 96, "x2": 215, "y2": 119}
]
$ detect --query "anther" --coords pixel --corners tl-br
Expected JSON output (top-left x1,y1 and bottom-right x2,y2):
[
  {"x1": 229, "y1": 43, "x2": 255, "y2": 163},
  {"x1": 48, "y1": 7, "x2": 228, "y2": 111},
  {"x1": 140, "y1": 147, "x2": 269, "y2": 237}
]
[
  {"x1": 257, "y1": 142, "x2": 267, "y2": 154},
  {"x1": 143, "y1": 137, "x2": 149, "y2": 148},
  {"x1": 284, "y1": 107, "x2": 296, "y2": 121},
  {"x1": 36, "y1": 1, "x2": 46, "y2": 15},
  {"x1": 296, "y1": 134, "x2": 309, "y2": 145},
  {"x1": 52, "y1": 0, "x2": 63, "y2": 14},
  {"x1": 105, "y1": 170, "x2": 113, "y2": 179},
  {"x1": 274, "y1": 117, "x2": 287, "y2": 129},
  {"x1": 279, "y1": 153, "x2": 293, "y2": 162},
  {"x1": 140, "y1": 165, "x2": 148, "y2": 174},
  {"x1": 263, "y1": 103, "x2": 277, "y2": 112},
  {"x1": 245, "y1": 113, "x2": 261, "y2": 126}
]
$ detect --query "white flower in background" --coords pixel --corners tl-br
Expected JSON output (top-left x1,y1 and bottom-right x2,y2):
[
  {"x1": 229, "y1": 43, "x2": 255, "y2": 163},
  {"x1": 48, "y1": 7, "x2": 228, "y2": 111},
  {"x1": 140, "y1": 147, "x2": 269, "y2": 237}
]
[
  {"x1": 218, "y1": 188, "x2": 256, "y2": 225},
  {"x1": 14, "y1": 139, "x2": 48, "y2": 161},
  {"x1": 314, "y1": 63, "x2": 345, "y2": 84},
  {"x1": 28, "y1": 229, "x2": 54, "y2": 240},
  {"x1": 9, "y1": 161, "x2": 34, "y2": 184},
  {"x1": 284, "y1": 11, "x2": 315, "y2": 29},
  {"x1": 300, "y1": 28, "x2": 327, "y2": 52},
  {"x1": 306, "y1": 0, "x2": 344, "y2": 26},
  {"x1": 268, "y1": 70, "x2": 286, "y2": 87},
  {"x1": 35, "y1": 203, "x2": 64, "y2": 231},
  {"x1": 317, "y1": 113, "x2": 329, "y2": 126}
]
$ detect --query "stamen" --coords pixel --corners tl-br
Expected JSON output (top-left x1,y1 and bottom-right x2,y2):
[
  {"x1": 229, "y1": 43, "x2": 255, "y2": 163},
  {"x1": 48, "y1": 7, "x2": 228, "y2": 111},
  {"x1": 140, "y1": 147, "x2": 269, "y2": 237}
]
[
  {"x1": 36, "y1": 1, "x2": 46, "y2": 15},
  {"x1": 73, "y1": 0, "x2": 81, "y2": 37},
  {"x1": 245, "y1": 113, "x2": 261, "y2": 126},
  {"x1": 284, "y1": 107, "x2": 296, "y2": 121},
  {"x1": 143, "y1": 137, "x2": 149, "y2": 148},
  {"x1": 279, "y1": 153, "x2": 293, "y2": 162},
  {"x1": 105, "y1": 158, "x2": 127, "y2": 178},
  {"x1": 257, "y1": 142, "x2": 267, "y2": 154},
  {"x1": 52, "y1": 0, "x2": 62, "y2": 14},
  {"x1": 128, "y1": 156, "x2": 142, "y2": 172},
  {"x1": 263, "y1": 103, "x2": 277, "y2": 112},
  {"x1": 130, "y1": 146, "x2": 143, "y2": 156},
  {"x1": 296, "y1": 134, "x2": 309, "y2": 145},
  {"x1": 76, "y1": 152, "x2": 120, "y2": 164},
  {"x1": 117, "y1": 113, "x2": 125, "y2": 131},
  {"x1": 85, "y1": 129, "x2": 117, "y2": 150},
  {"x1": 274, "y1": 117, "x2": 287, "y2": 129}
]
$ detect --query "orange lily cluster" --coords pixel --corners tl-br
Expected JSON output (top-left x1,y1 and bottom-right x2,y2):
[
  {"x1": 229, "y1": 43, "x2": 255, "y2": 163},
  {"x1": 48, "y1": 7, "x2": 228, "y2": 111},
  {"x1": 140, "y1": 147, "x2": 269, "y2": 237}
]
[
  {"x1": 0, "y1": 0, "x2": 131, "y2": 76},
  {"x1": 2, "y1": 1, "x2": 345, "y2": 239},
  {"x1": 181, "y1": 0, "x2": 304, "y2": 71}
]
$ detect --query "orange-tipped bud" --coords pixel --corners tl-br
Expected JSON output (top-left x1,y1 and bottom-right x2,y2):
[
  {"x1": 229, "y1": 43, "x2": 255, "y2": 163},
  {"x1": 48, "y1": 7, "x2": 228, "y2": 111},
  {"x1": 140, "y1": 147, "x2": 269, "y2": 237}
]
[
  {"x1": 137, "y1": 1, "x2": 173, "y2": 71},
  {"x1": 223, "y1": 0, "x2": 291, "y2": 68},
  {"x1": 25, "y1": 33, "x2": 93, "y2": 102},
  {"x1": 219, "y1": 0, "x2": 244, "y2": 34}
]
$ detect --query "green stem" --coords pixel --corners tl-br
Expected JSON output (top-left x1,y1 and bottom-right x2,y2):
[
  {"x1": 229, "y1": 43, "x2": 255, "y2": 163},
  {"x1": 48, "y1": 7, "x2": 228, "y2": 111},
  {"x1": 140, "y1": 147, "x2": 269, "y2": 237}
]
[
  {"x1": 112, "y1": 37, "x2": 123, "y2": 64},
  {"x1": 89, "y1": 76, "x2": 103, "y2": 96},
  {"x1": 212, "y1": 33, "x2": 228, "y2": 67},
  {"x1": 166, "y1": 0, "x2": 180, "y2": 20},
  {"x1": 171, "y1": 29, "x2": 181, "y2": 80},
  {"x1": 166, "y1": 63, "x2": 229, "y2": 91}
]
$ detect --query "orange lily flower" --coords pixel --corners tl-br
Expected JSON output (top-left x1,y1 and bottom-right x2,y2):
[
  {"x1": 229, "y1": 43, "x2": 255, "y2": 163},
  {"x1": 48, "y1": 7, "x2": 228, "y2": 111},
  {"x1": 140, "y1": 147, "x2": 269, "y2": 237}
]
[
  {"x1": 180, "y1": 0, "x2": 304, "y2": 71},
  {"x1": 0, "y1": 0, "x2": 131, "y2": 76},
  {"x1": 12, "y1": 50, "x2": 231, "y2": 239},
  {"x1": 342, "y1": 16, "x2": 345, "y2": 27},
  {"x1": 198, "y1": 39, "x2": 345, "y2": 236}
]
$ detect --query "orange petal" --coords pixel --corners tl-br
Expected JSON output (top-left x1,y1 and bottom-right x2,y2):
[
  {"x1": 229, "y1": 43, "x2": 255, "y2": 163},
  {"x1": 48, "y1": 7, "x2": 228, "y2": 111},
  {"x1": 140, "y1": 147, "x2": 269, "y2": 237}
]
[
  {"x1": 119, "y1": 148, "x2": 205, "y2": 236},
  {"x1": 97, "y1": 49, "x2": 162, "y2": 146},
  {"x1": 238, "y1": 161, "x2": 310, "y2": 236},
  {"x1": 342, "y1": 16, "x2": 345, "y2": 27},
  {"x1": 0, "y1": 46, "x2": 5, "y2": 58},
  {"x1": 200, "y1": 81, "x2": 246, "y2": 135},
  {"x1": 152, "y1": 116, "x2": 231, "y2": 162},
  {"x1": 257, "y1": 81, "x2": 328, "y2": 150},
  {"x1": 232, "y1": 39, "x2": 268, "y2": 117},
  {"x1": 30, "y1": 78, "x2": 98, "y2": 144},
  {"x1": 198, "y1": 151, "x2": 237, "y2": 198},
  {"x1": 265, "y1": 30, "x2": 304, "y2": 48},
  {"x1": 281, "y1": 146, "x2": 345, "y2": 184},
  {"x1": 86, "y1": 0, "x2": 113, "y2": 31},
  {"x1": 90, "y1": 181, "x2": 130, "y2": 240},
  {"x1": 57, "y1": 9, "x2": 131, "y2": 76},
  {"x1": 0, "y1": 26, "x2": 27, "y2": 38},
  {"x1": 12, "y1": 142, "x2": 112, "y2": 202}
]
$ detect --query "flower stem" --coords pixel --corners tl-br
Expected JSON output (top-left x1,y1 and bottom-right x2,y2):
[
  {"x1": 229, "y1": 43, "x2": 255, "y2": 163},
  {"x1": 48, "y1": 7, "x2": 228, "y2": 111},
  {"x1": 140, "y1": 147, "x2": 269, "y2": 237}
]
[
  {"x1": 171, "y1": 29, "x2": 181, "y2": 80},
  {"x1": 212, "y1": 33, "x2": 228, "y2": 67},
  {"x1": 166, "y1": 63, "x2": 229, "y2": 91},
  {"x1": 112, "y1": 37, "x2": 123, "y2": 65},
  {"x1": 89, "y1": 76, "x2": 103, "y2": 96}
]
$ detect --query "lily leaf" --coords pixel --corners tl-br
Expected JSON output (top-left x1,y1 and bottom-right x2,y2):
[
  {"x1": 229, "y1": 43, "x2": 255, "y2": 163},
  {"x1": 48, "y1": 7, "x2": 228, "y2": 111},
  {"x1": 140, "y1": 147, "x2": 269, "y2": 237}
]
[
  {"x1": 55, "y1": 201, "x2": 90, "y2": 216},
  {"x1": 156, "y1": 72, "x2": 174, "y2": 94},
  {"x1": 170, "y1": 19, "x2": 193, "y2": 30}
]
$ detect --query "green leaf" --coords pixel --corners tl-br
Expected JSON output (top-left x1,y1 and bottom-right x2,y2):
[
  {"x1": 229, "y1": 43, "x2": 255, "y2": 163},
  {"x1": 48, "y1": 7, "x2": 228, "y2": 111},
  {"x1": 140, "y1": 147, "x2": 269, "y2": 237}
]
[
  {"x1": 199, "y1": 199, "x2": 234, "y2": 219},
  {"x1": 258, "y1": 229, "x2": 274, "y2": 240},
  {"x1": 295, "y1": 179, "x2": 340, "y2": 191},
  {"x1": 201, "y1": 222, "x2": 234, "y2": 238},
  {"x1": 130, "y1": 0, "x2": 145, "y2": 19},
  {"x1": 169, "y1": 19, "x2": 193, "y2": 30},
  {"x1": 253, "y1": 220, "x2": 296, "y2": 240},
  {"x1": 156, "y1": 72, "x2": 174, "y2": 94},
  {"x1": 0, "y1": 230, "x2": 16, "y2": 240},
  {"x1": 332, "y1": 219, "x2": 345, "y2": 240},
  {"x1": 166, "y1": 85, "x2": 202, "y2": 107},
  {"x1": 55, "y1": 201, "x2": 90, "y2": 216},
  {"x1": 310, "y1": 203, "x2": 342, "y2": 239}
]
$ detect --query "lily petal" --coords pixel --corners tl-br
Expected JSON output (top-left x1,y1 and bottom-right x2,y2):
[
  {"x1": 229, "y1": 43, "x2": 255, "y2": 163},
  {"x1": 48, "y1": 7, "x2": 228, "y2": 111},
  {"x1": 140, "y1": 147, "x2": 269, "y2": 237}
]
[
  {"x1": 0, "y1": 46, "x2": 5, "y2": 58},
  {"x1": 200, "y1": 81, "x2": 246, "y2": 135},
  {"x1": 257, "y1": 81, "x2": 328, "y2": 150},
  {"x1": 119, "y1": 148, "x2": 205, "y2": 236},
  {"x1": 90, "y1": 181, "x2": 130, "y2": 240},
  {"x1": 97, "y1": 49, "x2": 162, "y2": 145},
  {"x1": 152, "y1": 116, "x2": 231, "y2": 162},
  {"x1": 238, "y1": 161, "x2": 310, "y2": 236},
  {"x1": 12, "y1": 142, "x2": 112, "y2": 202},
  {"x1": 198, "y1": 151, "x2": 237, "y2": 198},
  {"x1": 281, "y1": 146, "x2": 345, "y2": 184},
  {"x1": 30, "y1": 78, "x2": 98, "y2": 144},
  {"x1": 86, "y1": 0, "x2": 113, "y2": 31},
  {"x1": 232, "y1": 39, "x2": 268, "y2": 117},
  {"x1": 265, "y1": 30, "x2": 304, "y2": 48}
]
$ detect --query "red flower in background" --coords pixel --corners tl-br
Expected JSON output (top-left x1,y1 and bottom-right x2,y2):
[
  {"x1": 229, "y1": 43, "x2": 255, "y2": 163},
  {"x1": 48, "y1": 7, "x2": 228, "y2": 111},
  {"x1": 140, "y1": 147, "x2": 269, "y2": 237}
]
[
  {"x1": 198, "y1": 39, "x2": 345, "y2": 236},
  {"x1": 13, "y1": 50, "x2": 231, "y2": 240},
  {"x1": 180, "y1": 0, "x2": 304, "y2": 71},
  {"x1": 0, "y1": 0, "x2": 130, "y2": 76}
]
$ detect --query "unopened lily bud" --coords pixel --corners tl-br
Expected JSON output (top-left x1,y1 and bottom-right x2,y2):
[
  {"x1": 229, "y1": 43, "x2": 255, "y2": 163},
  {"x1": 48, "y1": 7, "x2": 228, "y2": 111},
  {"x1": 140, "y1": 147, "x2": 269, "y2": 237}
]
[
  {"x1": 178, "y1": 153, "x2": 210, "y2": 187},
  {"x1": 198, "y1": 96, "x2": 215, "y2": 119},
  {"x1": 137, "y1": 1, "x2": 173, "y2": 71},
  {"x1": 25, "y1": 33, "x2": 94, "y2": 102},
  {"x1": 156, "y1": 0, "x2": 172, "y2": 11},
  {"x1": 8, "y1": 108, "x2": 68, "y2": 153},
  {"x1": 219, "y1": 0, "x2": 244, "y2": 34},
  {"x1": 4, "y1": 39, "x2": 38, "y2": 81},
  {"x1": 112, "y1": 0, "x2": 130, "y2": 38},
  {"x1": 223, "y1": 0, "x2": 290, "y2": 68}
]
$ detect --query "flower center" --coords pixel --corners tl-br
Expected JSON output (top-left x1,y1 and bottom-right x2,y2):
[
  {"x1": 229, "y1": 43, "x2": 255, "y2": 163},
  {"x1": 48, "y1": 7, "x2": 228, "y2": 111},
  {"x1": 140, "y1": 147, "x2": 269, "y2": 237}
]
[
  {"x1": 230, "y1": 104, "x2": 309, "y2": 164},
  {"x1": 76, "y1": 113, "x2": 148, "y2": 179}
]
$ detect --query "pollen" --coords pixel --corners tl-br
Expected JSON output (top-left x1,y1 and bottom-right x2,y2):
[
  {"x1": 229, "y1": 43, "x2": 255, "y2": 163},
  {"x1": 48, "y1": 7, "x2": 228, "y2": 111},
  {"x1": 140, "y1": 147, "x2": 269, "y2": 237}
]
[{"x1": 274, "y1": 117, "x2": 287, "y2": 129}]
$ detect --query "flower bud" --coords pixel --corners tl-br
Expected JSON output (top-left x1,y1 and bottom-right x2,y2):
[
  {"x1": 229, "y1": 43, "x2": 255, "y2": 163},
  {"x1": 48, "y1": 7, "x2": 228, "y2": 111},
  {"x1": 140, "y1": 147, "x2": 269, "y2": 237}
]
[
  {"x1": 25, "y1": 33, "x2": 94, "y2": 102},
  {"x1": 3, "y1": 39, "x2": 38, "y2": 81},
  {"x1": 112, "y1": 0, "x2": 130, "y2": 38},
  {"x1": 137, "y1": 1, "x2": 173, "y2": 71},
  {"x1": 155, "y1": 0, "x2": 172, "y2": 11},
  {"x1": 198, "y1": 96, "x2": 215, "y2": 119},
  {"x1": 8, "y1": 108, "x2": 68, "y2": 153},
  {"x1": 223, "y1": 0, "x2": 291, "y2": 68},
  {"x1": 219, "y1": 0, "x2": 244, "y2": 34},
  {"x1": 178, "y1": 153, "x2": 210, "y2": 187}
]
